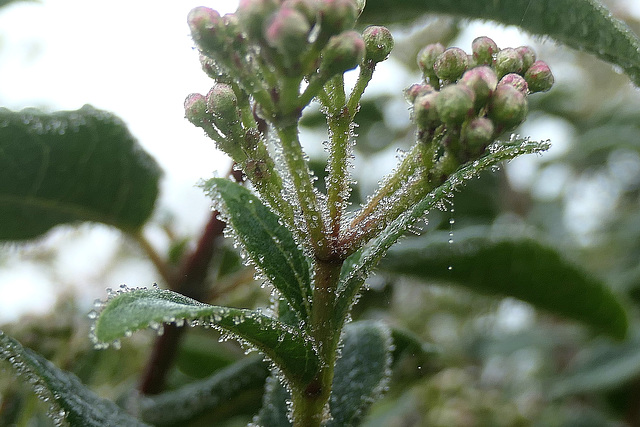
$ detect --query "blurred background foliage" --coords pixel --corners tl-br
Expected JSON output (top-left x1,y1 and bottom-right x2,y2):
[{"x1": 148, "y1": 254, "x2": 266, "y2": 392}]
[{"x1": 4, "y1": 0, "x2": 640, "y2": 425}]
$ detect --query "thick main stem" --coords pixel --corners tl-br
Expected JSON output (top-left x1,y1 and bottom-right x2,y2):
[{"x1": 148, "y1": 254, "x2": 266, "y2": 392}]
[{"x1": 291, "y1": 258, "x2": 344, "y2": 427}]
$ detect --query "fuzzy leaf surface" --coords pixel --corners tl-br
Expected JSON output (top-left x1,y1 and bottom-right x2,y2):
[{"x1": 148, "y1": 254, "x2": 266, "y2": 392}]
[
  {"x1": 138, "y1": 356, "x2": 269, "y2": 426},
  {"x1": 379, "y1": 227, "x2": 628, "y2": 339},
  {"x1": 335, "y1": 138, "x2": 549, "y2": 328},
  {"x1": 0, "y1": 105, "x2": 161, "y2": 240},
  {"x1": 360, "y1": 0, "x2": 640, "y2": 86},
  {"x1": 0, "y1": 330, "x2": 149, "y2": 427},
  {"x1": 254, "y1": 374, "x2": 292, "y2": 427},
  {"x1": 327, "y1": 321, "x2": 393, "y2": 427},
  {"x1": 92, "y1": 287, "x2": 319, "y2": 386},
  {"x1": 203, "y1": 178, "x2": 313, "y2": 324}
]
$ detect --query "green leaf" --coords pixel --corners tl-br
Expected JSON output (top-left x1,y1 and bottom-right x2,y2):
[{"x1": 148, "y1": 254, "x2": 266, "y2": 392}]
[
  {"x1": 254, "y1": 374, "x2": 292, "y2": 427},
  {"x1": 361, "y1": 0, "x2": 640, "y2": 87},
  {"x1": 378, "y1": 226, "x2": 628, "y2": 339},
  {"x1": 92, "y1": 286, "x2": 319, "y2": 387},
  {"x1": 137, "y1": 356, "x2": 269, "y2": 426},
  {"x1": 334, "y1": 137, "x2": 549, "y2": 330},
  {"x1": 549, "y1": 333, "x2": 640, "y2": 398},
  {"x1": 0, "y1": 105, "x2": 161, "y2": 240},
  {"x1": 0, "y1": 330, "x2": 149, "y2": 427},
  {"x1": 327, "y1": 321, "x2": 393, "y2": 427},
  {"x1": 203, "y1": 178, "x2": 313, "y2": 325}
]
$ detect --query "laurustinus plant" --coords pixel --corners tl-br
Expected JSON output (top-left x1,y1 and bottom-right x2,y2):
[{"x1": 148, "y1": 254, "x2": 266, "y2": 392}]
[
  {"x1": 4, "y1": 0, "x2": 640, "y2": 425},
  {"x1": 105, "y1": 1, "x2": 555, "y2": 424}
]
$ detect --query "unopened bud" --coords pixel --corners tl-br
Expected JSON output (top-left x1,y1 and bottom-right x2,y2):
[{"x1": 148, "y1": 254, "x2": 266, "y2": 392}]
[
  {"x1": 417, "y1": 43, "x2": 445, "y2": 80},
  {"x1": 495, "y1": 48, "x2": 524, "y2": 78},
  {"x1": 317, "y1": 0, "x2": 358, "y2": 43},
  {"x1": 283, "y1": 0, "x2": 320, "y2": 27},
  {"x1": 524, "y1": 60, "x2": 554, "y2": 93},
  {"x1": 184, "y1": 93, "x2": 210, "y2": 127},
  {"x1": 489, "y1": 84, "x2": 528, "y2": 129},
  {"x1": 188, "y1": 7, "x2": 225, "y2": 54},
  {"x1": 413, "y1": 91, "x2": 440, "y2": 130},
  {"x1": 459, "y1": 66, "x2": 498, "y2": 108},
  {"x1": 434, "y1": 47, "x2": 469, "y2": 82},
  {"x1": 320, "y1": 30, "x2": 365, "y2": 77},
  {"x1": 264, "y1": 7, "x2": 311, "y2": 59},
  {"x1": 516, "y1": 46, "x2": 536, "y2": 71},
  {"x1": 404, "y1": 83, "x2": 434, "y2": 104},
  {"x1": 436, "y1": 84, "x2": 475, "y2": 125},
  {"x1": 237, "y1": 0, "x2": 280, "y2": 40},
  {"x1": 362, "y1": 25, "x2": 394, "y2": 63},
  {"x1": 499, "y1": 73, "x2": 528, "y2": 95},
  {"x1": 206, "y1": 84, "x2": 239, "y2": 119},
  {"x1": 472, "y1": 36, "x2": 498, "y2": 65},
  {"x1": 462, "y1": 117, "x2": 494, "y2": 154}
]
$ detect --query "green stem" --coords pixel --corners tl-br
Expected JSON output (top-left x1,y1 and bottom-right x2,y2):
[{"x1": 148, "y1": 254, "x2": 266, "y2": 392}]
[
  {"x1": 326, "y1": 107, "x2": 352, "y2": 240},
  {"x1": 277, "y1": 123, "x2": 329, "y2": 257},
  {"x1": 346, "y1": 61, "x2": 375, "y2": 120}
]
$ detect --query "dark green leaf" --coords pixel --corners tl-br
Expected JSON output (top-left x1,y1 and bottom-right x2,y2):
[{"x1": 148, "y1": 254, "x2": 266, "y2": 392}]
[
  {"x1": 334, "y1": 138, "x2": 549, "y2": 330},
  {"x1": 549, "y1": 333, "x2": 640, "y2": 398},
  {"x1": 203, "y1": 178, "x2": 313, "y2": 324},
  {"x1": 138, "y1": 356, "x2": 269, "y2": 426},
  {"x1": 0, "y1": 330, "x2": 149, "y2": 427},
  {"x1": 379, "y1": 226, "x2": 628, "y2": 339},
  {"x1": 360, "y1": 0, "x2": 640, "y2": 86},
  {"x1": 327, "y1": 321, "x2": 393, "y2": 427},
  {"x1": 0, "y1": 105, "x2": 161, "y2": 240},
  {"x1": 254, "y1": 374, "x2": 292, "y2": 427},
  {"x1": 92, "y1": 286, "x2": 319, "y2": 387}
]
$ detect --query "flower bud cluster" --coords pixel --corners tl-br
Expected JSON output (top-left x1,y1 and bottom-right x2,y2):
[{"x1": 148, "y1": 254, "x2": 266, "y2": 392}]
[{"x1": 412, "y1": 36, "x2": 554, "y2": 163}]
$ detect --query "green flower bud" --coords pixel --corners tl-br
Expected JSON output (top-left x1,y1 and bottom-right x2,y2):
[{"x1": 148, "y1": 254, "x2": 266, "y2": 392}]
[
  {"x1": 404, "y1": 83, "x2": 435, "y2": 104},
  {"x1": 524, "y1": 60, "x2": 554, "y2": 93},
  {"x1": 499, "y1": 73, "x2": 528, "y2": 95},
  {"x1": 459, "y1": 66, "x2": 498, "y2": 109},
  {"x1": 489, "y1": 84, "x2": 528, "y2": 129},
  {"x1": 362, "y1": 25, "x2": 394, "y2": 64},
  {"x1": 436, "y1": 84, "x2": 475, "y2": 125},
  {"x1": 413, "y1": 91, "x2": 440, "y2": 130},
  {"x1": 184, "y1": 93, "x2": 210, "y2": 127},
  {"x1": 264, "y1": 7, "x2": 311, "y2": 60},
  {"x1": 417, "y1": 43, "x2": 445, "y2": 80},
  {"x1": 199, "y1": 54, "x2": 232, "y2": 83},
  {"x1": 206, "y1": 83, "x2": 239, "y2": 119},
  {"x1": 516, "y1": 46, "x2": 536, "y2": 71},
  {"x1": 188, "y1": 7, "x2": 225, "y2": 54},
  {"x1": 317, "y1": 0, "x2": 358, "y2": 43},
  {"x1": 237, "y1": 0, "x2": 280, "y2": 40},
  {"x1": 319, "y1": 30, "x2": 365, "y2": 77},
  {"x1": 471, "y1": 36, "x2": 498, "y2": 65},
  {"x1": 495, "y1": 47, "x2": 524, "y2": 78},
  {"x1": 462, "y1": 117, "x2": 494, "y2": 154},
  {"x1": 434, "y1": 47, "x2": 469, "y2": 82}
]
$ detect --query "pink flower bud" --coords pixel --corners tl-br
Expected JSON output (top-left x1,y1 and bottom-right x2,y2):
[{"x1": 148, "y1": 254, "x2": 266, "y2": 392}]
[
  {"x1": 184, "y1": 93, "x2": 210, "y2": 127},
  {"x1": 462, "y1": 117, "x2": 494, "y2": 154},
  {"x1": 320, "y1": 30, "x2": 365, "y2": 77},
  {"x1": 516, "y1": 46, "x2": 536, "y2": 71},
  {"x1": 472, "y1": 36, "x2": 498, "y2": 65},
  {"x1": 317, "y1": 0, "x2": 358, "y2": 43},
  {"x1": 237, "y1": 0, "x2": 280, "y2": 40},
  {"x1": 524, "y1": 60, "x2": 554, "y2": 93},
  {"x1": 459, "y1": 66, "x2": 498, "y2": 108},
  {"x1": 417, "y1": 43, "x2": 445, "y2": 79},
  {"x1": 434, "y1": 47, "x2": 469, "y2": 82},
  {"x1": 413, "y1": 91, "x2": 440, "y2": 130},
  {"x1": 188, "y1": 7, "x2": 225, "y2": 54},
  {"x1": 264, "y1": 7, "x2": 311, "y2": 59},
  {"x1": 436, "y1": 84, "x2": 475, "y2": 125},
  {"x1": 499, "y1": 73, "x2": 529, "y2": 95},
  {"x1": 206, "y1": 84, "x2": 239, "y2": 119},
  {"x1": 489, "y1": 84, "x2": 528, "y2": 129},
  {"x1": 495, "y1": 47, "x2": 524, "y2": 78},
  {"x1": 283, "y1": 0, "x2": 320, "y2": 27},
  {"x1": 404, "y1": 83, "x2": 435, "y2": 104},
  {"x1": 362, "y1": 25, "x2": 394, "y2": 64}
]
